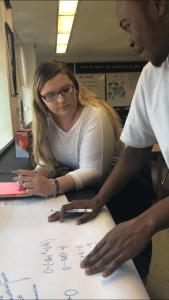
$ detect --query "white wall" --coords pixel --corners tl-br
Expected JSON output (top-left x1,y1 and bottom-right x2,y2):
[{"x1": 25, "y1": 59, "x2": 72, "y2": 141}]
[
  {"x1": 0, "y1": 1, "x2": 13, "y2": 152},
  {"x1": 21, "y1": 43, "x2": 36, "y2": 124}
]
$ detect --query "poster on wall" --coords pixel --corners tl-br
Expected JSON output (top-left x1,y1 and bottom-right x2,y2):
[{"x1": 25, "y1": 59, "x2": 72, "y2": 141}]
[
  {"x1": 5, "y1": 22, "x2": 17, "y2": 96},
  {"x1": 106, "y1": 72, "x2": 140, "y2": 106},
  {"x1": 76, "y1": 74, "x2": 105, "y2": 100}
]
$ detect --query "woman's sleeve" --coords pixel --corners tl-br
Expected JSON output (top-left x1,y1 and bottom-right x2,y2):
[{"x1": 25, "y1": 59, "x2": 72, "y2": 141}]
[
  {"x1": 35, "y1": 131, "x2": 61, "y2": 177},
  {"x1": 67, "y1": 107, "x2": 116, "y2": 190}
]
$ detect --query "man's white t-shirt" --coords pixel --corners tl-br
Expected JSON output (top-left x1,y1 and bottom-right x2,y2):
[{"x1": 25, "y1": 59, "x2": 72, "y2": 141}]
[
  {"x1": 121, "y1": 56, "x2": 169, "y2": 167},
  {"x1": 36, "y1": 105, "x2": 124, "y2": 190}
]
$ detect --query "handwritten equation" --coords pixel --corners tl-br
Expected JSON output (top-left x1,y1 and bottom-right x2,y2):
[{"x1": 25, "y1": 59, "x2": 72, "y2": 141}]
[
  {"x1": 40, "y1": 239, "x2": 55, "y2": 273},
  {"x1": 0, "y1": 272, "x2": 39, "y2": 300},
  {"x1": 0, "y1": 241, "x2": 97, "y2": 299},
  {"x1": 58, "y1": 246, "x2": 71, "y2": 271},
  {"x1": 76, "y1": 243, "x2": 97, "y2": 262},
  {"x1": 57, "y1": 242, "x2": 97, "y2": 272}
]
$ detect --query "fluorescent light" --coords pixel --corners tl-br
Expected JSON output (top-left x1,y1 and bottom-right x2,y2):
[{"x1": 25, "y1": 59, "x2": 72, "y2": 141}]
[
  {"x1": 58, "y1": 16, "x2": 74, "y2": 33},
  {"x1": 57, "y1": 33, "x2": 70, "y2": 44},
  {"x1": 59, "y1": 0, "x2": 78, "y2": 16},
  {"x1": 56, "y1": 0, "x2": 79, "y2": 53},
  {"x1": 56, "y1": 44, "x2": 67, "y2": 53}
]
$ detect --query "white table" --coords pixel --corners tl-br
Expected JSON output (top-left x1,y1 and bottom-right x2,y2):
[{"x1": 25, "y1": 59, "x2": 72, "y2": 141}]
[{"x1": 0, "y1": 194, "x2": 150, "y2": 299}]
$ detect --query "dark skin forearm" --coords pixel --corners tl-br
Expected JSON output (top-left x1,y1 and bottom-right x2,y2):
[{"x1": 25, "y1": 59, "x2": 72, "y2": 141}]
[
  {"x1": 48, "y1": 145, "x2": 153, "y2": 224},
  {"x1": 95, "y1": 145, "x2": 153, "y2": 207},
  {"x1": 147, "y1": 196, "x2": 169, "y2": 234}
]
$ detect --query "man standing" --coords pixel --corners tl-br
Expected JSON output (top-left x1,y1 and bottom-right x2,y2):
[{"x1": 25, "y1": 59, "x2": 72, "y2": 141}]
[{"x1": 57, "y1": 0, "x2": 169, "y2": 283}]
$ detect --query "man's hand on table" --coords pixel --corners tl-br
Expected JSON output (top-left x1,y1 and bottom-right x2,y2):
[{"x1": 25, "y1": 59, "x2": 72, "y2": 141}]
[
  {"x1": 80, "y1": 214, "x2": 153, "y2": 277},
  {"x1": 48, "y1": 198, "x2": 103, "y2": 224}
]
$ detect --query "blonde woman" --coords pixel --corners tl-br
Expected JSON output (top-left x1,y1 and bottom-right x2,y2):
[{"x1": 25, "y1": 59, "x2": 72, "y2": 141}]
[{"x1": 14, "y1": 60, "x2": 124, "y2": 197}]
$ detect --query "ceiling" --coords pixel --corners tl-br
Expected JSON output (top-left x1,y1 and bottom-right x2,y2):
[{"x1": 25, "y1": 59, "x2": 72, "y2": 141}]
[{"x1": 12, "y1": 0, "x2": 143, "y2": 65}]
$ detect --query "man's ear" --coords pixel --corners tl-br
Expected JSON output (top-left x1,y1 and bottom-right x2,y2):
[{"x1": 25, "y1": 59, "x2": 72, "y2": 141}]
[
  {"x1": 152, "y1": 0, "x2": 166, "y2": 16},
  {"x1": 148, "y1": 0, "x2": 166, "y2": 19}
]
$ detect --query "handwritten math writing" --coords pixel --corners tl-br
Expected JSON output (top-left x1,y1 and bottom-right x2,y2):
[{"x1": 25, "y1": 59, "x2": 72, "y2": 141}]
[
  {"x1": 76, "y1": 243, "x2": 97, "y2": 262},
  {"x1": 1, "y1": 272, "x2": 13, "y2": 299},
  {"x1": 40, "y1": 239, "x2": 55, "y2": 273},
  {"x1": 17, "y1": 295, "x2": 24, "y2": 299},
  {"x1": 76, "y1": 245, "x2": 85, "y2": 261},
  {"x1": 65, "y1": 289, "x2": 78, "y2": 300},
  {"x1": 58, "y1": 246, "x2": 71, "y2": 271},
  {"x1": 0, "y1": 242, "x2": 97, "y2": 299},
  {"x1": 0, "y1": 272, "x2": 38, "y2": 299},
  {"x1": 33, "y1": 284, "x2": 39, "y2": 300},
  {"x1": 57, "y1": 242, "x2": 97, "y2": 272}
]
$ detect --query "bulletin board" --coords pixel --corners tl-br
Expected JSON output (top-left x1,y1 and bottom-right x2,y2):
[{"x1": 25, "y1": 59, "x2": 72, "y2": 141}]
[
  {"x1": 106, "y1": 72, "x2": 140, "y2": 107},
  {"x1": 75, "y1": 61, "x2": 147, "y2": 106},
  {"x1": 76, "y1": 74, "x2": 105, "y2": 100}
]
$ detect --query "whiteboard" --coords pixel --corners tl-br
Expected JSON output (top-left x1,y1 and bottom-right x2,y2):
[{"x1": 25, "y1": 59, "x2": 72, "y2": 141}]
[
  {"x1": 106, "y1": 73, "x2": 140, "y2": 106},
  {"x1": 76, "y1": 74, "x2": 105, "y2": 100},
  {"x1": 0, "y1": 195, "x2": 149, "y2": 299}
]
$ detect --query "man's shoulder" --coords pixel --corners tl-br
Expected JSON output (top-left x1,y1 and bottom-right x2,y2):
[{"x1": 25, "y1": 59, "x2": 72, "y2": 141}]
[
  {"x1": 142, "y1": 61, "x2": 157, "y2": 78},
  {"x1": 142, "y1": 57, "x2": 168, "y2": 78}
]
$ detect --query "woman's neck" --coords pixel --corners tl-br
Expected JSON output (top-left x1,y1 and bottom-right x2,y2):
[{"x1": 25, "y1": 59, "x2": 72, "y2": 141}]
[{"x1": 51, "y1": 104, "x2": 85, "y2": 132}]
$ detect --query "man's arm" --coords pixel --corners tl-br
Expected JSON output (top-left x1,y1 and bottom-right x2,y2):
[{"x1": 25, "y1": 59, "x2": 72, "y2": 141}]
[
  {"x1": 94, "y1": 145, "x2": 153, "y2": 207},
  {"x1": 49, "y1": 145, "x2": 152, "y2": 223}
]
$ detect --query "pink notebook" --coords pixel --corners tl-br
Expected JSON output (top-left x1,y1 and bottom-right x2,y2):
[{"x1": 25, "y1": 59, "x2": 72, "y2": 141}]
[{"x1": 0, "y1": 182, "x2": 28, "y2": 197}]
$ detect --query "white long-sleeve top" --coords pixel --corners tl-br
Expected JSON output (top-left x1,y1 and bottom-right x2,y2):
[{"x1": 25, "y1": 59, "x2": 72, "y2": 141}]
[{"x1": 36, "y1": 105, "x2": 124, "y2": 190}]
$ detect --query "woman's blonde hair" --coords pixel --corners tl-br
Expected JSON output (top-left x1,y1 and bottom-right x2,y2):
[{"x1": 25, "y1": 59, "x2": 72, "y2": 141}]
[{"x1": 32, "y1": 60, "x2": 122, "y2": 171}]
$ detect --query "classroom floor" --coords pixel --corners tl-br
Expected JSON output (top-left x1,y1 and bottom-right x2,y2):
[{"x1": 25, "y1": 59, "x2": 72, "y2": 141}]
[{"x1": 146, "y1": 160, "x2": 169, "y2": 299}]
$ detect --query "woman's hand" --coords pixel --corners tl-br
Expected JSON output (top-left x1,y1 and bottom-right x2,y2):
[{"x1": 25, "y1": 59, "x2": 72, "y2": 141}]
[
  {"x1": 48, "y1": 198, "x2": 103, "y2": 224},
  {"x1": 13, "y1": 170, "x2": 54, "y2": 197}
]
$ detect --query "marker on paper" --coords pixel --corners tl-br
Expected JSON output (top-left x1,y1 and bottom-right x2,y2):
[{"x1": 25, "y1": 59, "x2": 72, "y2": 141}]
[
  {"x1": 51, "y1": 209, "x2": 92, "y2": 213},
  {"x1": 19, "y1": 170, "x2": 24, "y2": 185},
  {"x1": 11, "y1": 170, "x2": 24, "y2": 184}
]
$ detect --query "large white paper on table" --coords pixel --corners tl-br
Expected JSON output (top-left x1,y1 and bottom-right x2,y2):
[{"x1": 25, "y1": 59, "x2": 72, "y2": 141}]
[
  {"x1": 0, "y1": 194, "x2": 68, "y2": 207},
  {"x1": 0, "y1": 195, "x2": 150, "y2": 299}
]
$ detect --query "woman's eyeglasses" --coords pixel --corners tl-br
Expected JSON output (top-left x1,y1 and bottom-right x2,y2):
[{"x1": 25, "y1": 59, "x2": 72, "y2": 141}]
[{"x1": 41, "y1": 85, "x2": 74, "y2": 102}]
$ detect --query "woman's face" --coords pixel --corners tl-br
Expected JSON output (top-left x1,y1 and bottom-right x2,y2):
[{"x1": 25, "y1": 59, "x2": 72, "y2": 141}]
[{"x1": 40, "y1": 72, "x2": 78, "y2": 119}]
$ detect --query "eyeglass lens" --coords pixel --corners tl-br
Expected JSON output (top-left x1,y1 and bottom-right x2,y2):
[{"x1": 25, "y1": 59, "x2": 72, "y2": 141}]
[{"x1": 43, "y1": 86, "x2": 74, "y2": 102}]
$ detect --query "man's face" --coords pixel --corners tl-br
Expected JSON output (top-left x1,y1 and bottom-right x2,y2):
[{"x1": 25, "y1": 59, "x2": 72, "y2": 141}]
[{"x1": 116, "y1": 0, "x2": 169, "y2": 67}]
